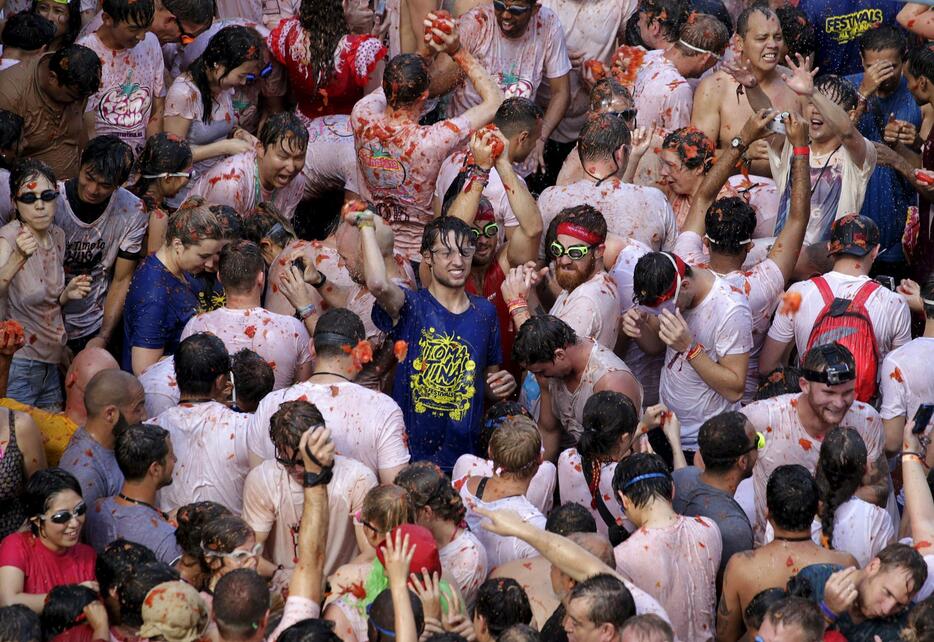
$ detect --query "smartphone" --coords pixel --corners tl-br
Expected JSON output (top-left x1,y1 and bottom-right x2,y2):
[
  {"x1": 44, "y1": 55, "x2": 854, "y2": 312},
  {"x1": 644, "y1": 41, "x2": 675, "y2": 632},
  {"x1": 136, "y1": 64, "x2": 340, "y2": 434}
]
[
  {"x1": 876, "y1": 275, "x2": 896, "y2": 291},
  {"x1": 292, "y1": 257, "x2": 306, "y2": 273},
  {"x1": 914, "y1": 404, "x2": 934, "y2": 434},
  {"x1": 769, "y1": 111, "x2": 789, "y2": 135},
  {"x1": 372, "y1": 0, "x2": 386, "y2": 17}
]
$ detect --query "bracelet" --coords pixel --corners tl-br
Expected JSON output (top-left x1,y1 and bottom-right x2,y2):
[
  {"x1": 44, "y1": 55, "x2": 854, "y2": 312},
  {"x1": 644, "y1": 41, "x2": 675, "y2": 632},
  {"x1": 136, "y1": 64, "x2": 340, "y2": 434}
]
[
  {"x1": 686, "y1": 342, "x2": 705, "y2": 361},
  {"x1": 793, "y1": 146, "x2": 810, "y2": 156},
  {"x1": 902, "y1": 451, "x2": 925, "y2": 462},
  {"x1": 505, "y1": 297, "x2": 527, "y2": 309},
  {"x1": 311, "y1": 272, "x2": 327, "y2": 289},
  {"x1": 297, "y1": 303, "x2": 316, "y2": 320},
  {"x1": 819, "y1": 600, "x2": 838, "y2": 623}
]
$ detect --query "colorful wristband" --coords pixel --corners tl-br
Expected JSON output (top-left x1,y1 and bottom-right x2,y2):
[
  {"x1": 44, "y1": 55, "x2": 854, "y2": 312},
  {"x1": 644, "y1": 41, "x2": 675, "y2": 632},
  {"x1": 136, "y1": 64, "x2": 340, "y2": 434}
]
[
  {"x1": 819, "y1": 600, "x2": 838, "y2": 623},
  {"x1": 686, "y1": 342, "x2": 705, "y2": 361},
  {"x1": 793, "y1": 146, "x2": 810, "y2": 156}
]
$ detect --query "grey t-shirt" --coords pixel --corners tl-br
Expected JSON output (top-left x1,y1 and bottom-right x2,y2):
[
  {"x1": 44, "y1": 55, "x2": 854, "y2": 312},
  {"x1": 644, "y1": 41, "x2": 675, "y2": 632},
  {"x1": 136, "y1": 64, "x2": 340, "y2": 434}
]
[
  {"x1": 60, "y1": 428, "x2": 124, "y2": 509},
  {"x1": 672, "y1": 466, "x2": 753, "y2": 577},
  {"x1": 85, "y1": 496, "x2": 182, "y2": 564}
]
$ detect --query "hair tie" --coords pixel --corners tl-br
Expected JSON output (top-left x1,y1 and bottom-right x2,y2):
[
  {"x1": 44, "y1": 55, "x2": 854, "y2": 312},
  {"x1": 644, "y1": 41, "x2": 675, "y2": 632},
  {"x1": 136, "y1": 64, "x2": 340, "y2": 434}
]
[{"x1": 622, "y1": 472, "x2": 669, "y2": 490}]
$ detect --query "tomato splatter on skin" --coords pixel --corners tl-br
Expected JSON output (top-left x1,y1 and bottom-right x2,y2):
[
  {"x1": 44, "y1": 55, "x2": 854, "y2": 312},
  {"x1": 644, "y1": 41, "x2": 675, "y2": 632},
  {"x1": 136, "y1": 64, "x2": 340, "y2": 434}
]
[
  {"x1": 915, "y1": 540, "x2": 933, "y2": 551},
  {"x1": 890, "y1": 367, "x2": 904, "y2": 383},
  {"x1": 785, "y1": 556, "x2": 794, "y2": 567}
]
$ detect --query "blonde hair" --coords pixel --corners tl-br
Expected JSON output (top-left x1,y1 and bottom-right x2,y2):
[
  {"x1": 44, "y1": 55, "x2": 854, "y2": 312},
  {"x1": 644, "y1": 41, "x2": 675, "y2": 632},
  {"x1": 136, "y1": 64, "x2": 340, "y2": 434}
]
[
  {"x1": 490, "y1": 416, "x2": 541, "y2": 480},
  {"x1": 361, "y1": 484, "x2": 416, "y2": 533}
]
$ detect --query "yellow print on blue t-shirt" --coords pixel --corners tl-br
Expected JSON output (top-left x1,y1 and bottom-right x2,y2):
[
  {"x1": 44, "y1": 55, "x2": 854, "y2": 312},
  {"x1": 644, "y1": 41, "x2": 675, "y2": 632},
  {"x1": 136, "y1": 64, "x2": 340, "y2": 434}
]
[
  {"x1": 824, "y1": 9, "x2": 883, "y2": 45},
  {"x1": 410, "y1": 327, "x2": 476, "y2": 421}
]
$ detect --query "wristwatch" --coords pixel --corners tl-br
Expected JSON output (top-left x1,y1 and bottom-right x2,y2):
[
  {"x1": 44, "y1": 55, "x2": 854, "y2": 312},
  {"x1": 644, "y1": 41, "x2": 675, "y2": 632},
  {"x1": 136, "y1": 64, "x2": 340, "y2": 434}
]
[
  {"x1": 730, "y1": 136, "x2": 746, "y2": 152},
  {"x1": 303, "y1": 468, "x2": 333, "y2": 488},
  {"x1": 311, "y1": 272, "x2": 327, "y2": 289}
]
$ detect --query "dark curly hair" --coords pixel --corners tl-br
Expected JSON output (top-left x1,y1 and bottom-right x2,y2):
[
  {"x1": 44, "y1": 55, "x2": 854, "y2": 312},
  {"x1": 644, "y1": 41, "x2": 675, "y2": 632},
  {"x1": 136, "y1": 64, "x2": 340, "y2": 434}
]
[
  {"x1": 395, "y1": 461, "x2": 466, "y2": 524},
  {"x1": 815, "y1": 428, "x2": 866, "y2": 549},
  {"x1": 298, "y1": 0, "x2": 348, "y2": 91}
]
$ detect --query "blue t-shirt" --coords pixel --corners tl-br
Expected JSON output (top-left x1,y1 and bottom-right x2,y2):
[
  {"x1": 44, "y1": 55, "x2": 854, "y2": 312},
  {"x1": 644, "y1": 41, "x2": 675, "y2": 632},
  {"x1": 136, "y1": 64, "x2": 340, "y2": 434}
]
[
  {"x1": 794, "y1": 563, "x2": 908, "y2": 641},
  {"x1": 122, "y1": 254, "x2": 201, "y2": 371},
  {"x1": 372, "y1": 288, "x2": 502, "y2": 471},
  {"x1": 84, "y1": 496, "x2": 182, "y2": 564},
  {"x1": 801, "y1": 0, "x2": 901, "y2": 76},
  {"x1": 847, "y1": 73, "x2": 921, "y2": 263}
]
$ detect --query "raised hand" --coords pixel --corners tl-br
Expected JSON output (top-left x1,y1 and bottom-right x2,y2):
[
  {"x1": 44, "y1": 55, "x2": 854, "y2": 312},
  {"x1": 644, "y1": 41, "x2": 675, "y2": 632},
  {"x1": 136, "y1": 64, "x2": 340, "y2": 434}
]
[
  {"x1": 722, "y1": 58, "x2": 758, "y2": 89},
  {"x1": 739, "y1": 108, "x2": 777, "y2": 144},
  {"x1": 781, "y1": 53, "x2": 818, "y2": 97}
]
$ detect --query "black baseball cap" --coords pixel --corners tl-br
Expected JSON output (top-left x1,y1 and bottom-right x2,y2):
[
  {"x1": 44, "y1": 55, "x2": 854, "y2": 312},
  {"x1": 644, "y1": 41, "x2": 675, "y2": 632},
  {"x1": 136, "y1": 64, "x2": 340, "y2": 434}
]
[{"x1": 827, "y1": 214, "x2": 880, "y2": 257}]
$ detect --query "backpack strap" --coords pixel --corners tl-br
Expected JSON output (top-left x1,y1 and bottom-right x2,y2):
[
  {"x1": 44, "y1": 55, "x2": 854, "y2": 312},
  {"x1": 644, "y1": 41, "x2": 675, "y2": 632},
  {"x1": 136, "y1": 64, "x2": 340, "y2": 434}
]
[
  {"x1": 476, "y1": 476, "x2": 490, "y2": 500},
  {"x1": 581, "y1": 457, "x2": 619, "y2": 533},
  {"x1": 811, "y1": 275, "x2": 834, "y2": 306},
  {"x1": 851, "y1": 280, "x2": 880, "y2": 309}
]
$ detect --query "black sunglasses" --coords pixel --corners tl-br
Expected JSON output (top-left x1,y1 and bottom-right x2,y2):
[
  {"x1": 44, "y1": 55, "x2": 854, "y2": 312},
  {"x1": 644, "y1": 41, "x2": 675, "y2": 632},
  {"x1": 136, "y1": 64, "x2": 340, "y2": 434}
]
[
  {"x1": 493, "y1": 0, "x2": 532, "y2": 15},
  {"x1": 246, "y1": 63, "x2": 274, "y2": 83},
  {"x1": 16, "y1": 190, "x2": 59, "y2": 204},
  {"x1": 43, "y1": 502, "x2": 87, "y2": 524}
]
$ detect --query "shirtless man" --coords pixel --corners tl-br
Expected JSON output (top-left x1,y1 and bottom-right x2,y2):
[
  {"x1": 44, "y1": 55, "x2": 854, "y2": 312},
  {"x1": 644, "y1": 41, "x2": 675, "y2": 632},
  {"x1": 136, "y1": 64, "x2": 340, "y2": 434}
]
[
  {"x1": 691, "y1": 4, "x2": 799, "y2": 174},
  {"x1": 716, "y1": 464, "x2": 857, "y2": 642}
]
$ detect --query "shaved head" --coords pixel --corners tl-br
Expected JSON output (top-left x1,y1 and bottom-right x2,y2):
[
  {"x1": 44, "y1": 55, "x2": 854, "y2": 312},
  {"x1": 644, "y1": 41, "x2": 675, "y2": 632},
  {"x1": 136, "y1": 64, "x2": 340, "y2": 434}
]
[
  {"x1": 67, "y1": 348, "x2": 119, "y2": 388},
  {"x1": 568, "y1": 532, "x2": 615, "y2": 568},
  {"x1": 84, "y1": 370, "x2": 143, "y2": 418}
]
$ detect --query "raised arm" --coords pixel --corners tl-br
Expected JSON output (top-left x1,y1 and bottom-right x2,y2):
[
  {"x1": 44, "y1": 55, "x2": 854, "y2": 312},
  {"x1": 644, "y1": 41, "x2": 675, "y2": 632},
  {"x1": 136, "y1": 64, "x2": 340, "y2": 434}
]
[
  {"x1": 898, "y1": 3, "x2": 934, "y2": 39},
  {"x1": 495, "y1": 135, "x2": 543, "y2": 267},
  {"x1": 767, "y1": 111, "x2": 811, "y2": 280},
  {"x1": 902, "y1": 418, "x2": 934, "y2": 552},
  {"x1": 446, "y1": 130, "x2": 497, "y2": 226},
  {"x1": 382, "y1": 530, "x2": 419, "y2": 642},
  {"x1": 354, "y1": 208, "x2": 406, "y2": 321}
]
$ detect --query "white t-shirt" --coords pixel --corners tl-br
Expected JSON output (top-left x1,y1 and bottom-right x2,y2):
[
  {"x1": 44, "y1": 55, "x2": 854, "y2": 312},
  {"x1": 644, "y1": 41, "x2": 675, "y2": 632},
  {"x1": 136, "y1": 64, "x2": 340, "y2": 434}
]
[
  {"x1": 181, "y1": 306, "x2": 312, "y2": 390},
  {"x1": 248, "y1": 380, "x2": 411, "y2": 480},
  {"x1": 659, "y1": 277, "x2": 754, "y2": 449},
  {"x1": 440, "y1": 528, "x2": 488, "y2": 607},
  {"x1": 557, "y1": 448, "x2": 634, "y2": 538},
  {"x1": 633, "y1": 49, "x2": 693, "y2": 133},
  {"x1": 550, "y1": 272, "x2": 621, "y2": 349},
  {"x1": 460, "y1": 483, "x2": 547, "y2": 571},
  {"x1": 767, "y1": 271, "x2": 912, "y2": 363},
  {"x1": 139, "y1": 357, "x2": 179, "y2": 419},
  {"x1": 241, "y1": 456, "x2": 376, "y2": 577},
  {"x1": 150, "y1": 401, "x2": 252, "y2": 514},
  {"x1": 301, "y1": 115, "x2": 358, "y2": 199},
  {"x1": 452, "y1": 455, "x2": 556, "y2": 515},
  {"x1": 268, "y1": 596, "x2": 321, "y2": 642},
  {"x1": 879, "y1": 337, "x2": 934, "y2": 434}
]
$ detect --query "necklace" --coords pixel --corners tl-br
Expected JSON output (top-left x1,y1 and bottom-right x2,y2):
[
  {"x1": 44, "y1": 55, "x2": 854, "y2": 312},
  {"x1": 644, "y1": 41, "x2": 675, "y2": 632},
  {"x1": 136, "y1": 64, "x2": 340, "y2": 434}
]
[
  {"x1": 118, "y1": 493, "x2": 169, "y2": 520},
  {"x1": 178, "y1": 397, "x2": 216, "y2": 405},
  {"x1": 309, "y1": 371, "x2": 352, "y2": 382}
]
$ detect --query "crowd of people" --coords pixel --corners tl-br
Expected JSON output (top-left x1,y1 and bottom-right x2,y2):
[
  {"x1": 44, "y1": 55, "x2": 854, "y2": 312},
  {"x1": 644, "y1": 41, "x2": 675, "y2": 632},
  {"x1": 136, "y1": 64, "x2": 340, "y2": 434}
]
[{"x1": 2, "y1": 0, "x2": 934, "y2": 640}]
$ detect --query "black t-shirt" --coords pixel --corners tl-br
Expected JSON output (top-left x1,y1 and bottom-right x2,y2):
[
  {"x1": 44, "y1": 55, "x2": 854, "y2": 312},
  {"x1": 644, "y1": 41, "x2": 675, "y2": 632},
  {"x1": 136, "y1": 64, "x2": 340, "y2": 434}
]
[
  {"x1": 65, "y1": 178, "x2": 109, "y2": 225},
  {"x1": 540, "y1": 604, "x2": 567, "y2": 642}
]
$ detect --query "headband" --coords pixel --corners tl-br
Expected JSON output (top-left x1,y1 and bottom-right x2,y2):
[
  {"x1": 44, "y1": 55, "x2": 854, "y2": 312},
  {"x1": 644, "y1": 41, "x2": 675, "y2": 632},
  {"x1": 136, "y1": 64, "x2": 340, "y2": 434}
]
[
  {"x1": 556, "y1": 222, "x2": 603, "y2": 246},
  {"x1": 653, "y1": 252, "x2": 686, "y2": 304},
  {"x1": 314, "y1": 331, "x2": 356, "y2": 346},
  {"x1": 476, "y1": 201, "x2": 496, "y2": 223},
  {"x1": 622, "y1": 472, "x2": 669, "y2": 490},
  {"x1": 677, "y1": 39, "x2": 721, "y2": 59},
  {"x1": 704, "y1": 233, "x2": 751, "y2": 246}
]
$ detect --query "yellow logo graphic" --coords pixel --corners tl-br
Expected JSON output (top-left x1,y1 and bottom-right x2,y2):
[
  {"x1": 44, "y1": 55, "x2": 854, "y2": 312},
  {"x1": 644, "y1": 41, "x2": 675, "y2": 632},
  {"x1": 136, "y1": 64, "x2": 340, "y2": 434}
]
[
  {"x1": 410, "y1": 327, "x2": 476, "y2": 421},
  {"x1": 824, "y1": 9, "x2": 883, "y2": 45}
]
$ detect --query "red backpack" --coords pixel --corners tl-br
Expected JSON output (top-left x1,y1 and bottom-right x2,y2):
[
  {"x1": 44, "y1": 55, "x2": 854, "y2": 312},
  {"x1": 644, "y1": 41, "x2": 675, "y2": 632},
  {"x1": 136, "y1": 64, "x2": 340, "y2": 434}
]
[{"x1": 804, "y1": 277, "x2": 880, "y2": 403}]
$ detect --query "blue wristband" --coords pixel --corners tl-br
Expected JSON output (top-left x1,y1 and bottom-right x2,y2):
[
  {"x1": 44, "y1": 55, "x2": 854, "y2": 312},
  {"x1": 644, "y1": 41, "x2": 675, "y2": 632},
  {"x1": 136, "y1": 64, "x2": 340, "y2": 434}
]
[{"x1": 819, "y1": 600, "x2": 838, "y2": 622}]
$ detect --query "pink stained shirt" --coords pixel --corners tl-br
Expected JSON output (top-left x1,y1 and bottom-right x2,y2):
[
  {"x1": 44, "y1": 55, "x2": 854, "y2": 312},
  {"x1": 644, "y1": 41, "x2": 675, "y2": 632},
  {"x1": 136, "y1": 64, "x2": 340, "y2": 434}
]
[
  {"x1": 351, "y1": 89, "x2": 471, "y2": 261},
  {"x1": 557, "y1": 448, "x2": 634, "y2": 538},
  {"x1": 633, "y1": 49, "x2": 693, "y2": 133},
  {"x1": 301, "y1": 115, "x2": 359, "y2": 199},
  {"x1": 549, "y1": 271, "x2": 621, "y2": 350},
  {"x1": 460, "y1": 484, "x2": 547, "y2": 571},
  {"x1": 452, "y1": 454, "x2": 557, "y2": 515},
  {"x1": 181, "y1": 306, "x2": 312, "y2": 390},
  {"x1": 440, "y1": 528, "x2": 488, "y2": 607},
  {"x1": 189, "y1": 150, "x2": 305, "y2": 219},
  {"x1": 265, "y1": 240, "x2": 354, "y2": 316}
]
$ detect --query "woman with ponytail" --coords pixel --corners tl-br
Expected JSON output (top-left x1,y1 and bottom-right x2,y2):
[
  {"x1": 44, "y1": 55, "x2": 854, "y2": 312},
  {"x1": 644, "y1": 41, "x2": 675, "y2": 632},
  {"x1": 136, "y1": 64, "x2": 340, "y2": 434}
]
[
  {"x1": 807, "y1": 427, "x2": 894, "y2": 567},
  {"x1": 558, "y1": 391, "x2": 638, "y2": 545},
  {"x1": 396, "y1": 461, "x2": 487, "y2": 606},
  {"x1": 130, "y1": 133, "x2": 193, "y2": 254}
]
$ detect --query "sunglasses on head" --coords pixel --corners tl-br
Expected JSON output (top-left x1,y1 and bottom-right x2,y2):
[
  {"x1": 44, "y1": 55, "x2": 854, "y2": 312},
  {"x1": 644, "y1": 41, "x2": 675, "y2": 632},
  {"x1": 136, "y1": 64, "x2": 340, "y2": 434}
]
[
  {"x1": 16, "y1": 190, "x2": 59, "y2": 204},
  {"x1": 608, "y1": 108, "x2": 638, "y2": 122},
  {"x1": 549, "y1": 240, "x2": 592, "y2": 260},
  {"x1": 246, "y1": 63, "x2": 274, "y2": 83},
  {"x1": 43, "y1": 502, "x2": 87, "y2": 524},
  {"x1": 353, "y1": 510, "x2": 380, "y2": 534},
  {"x1": 493, "y1": 0, "x2": 532, "y2": 15},
  {"x1": 742, "y1": 431, "x2": 766, "y2": 454},
  {"x1": 470, "y1": 222, "x2": 499, "y2": 239},
  {"x1": 203, "y1": 542, "x2": 263, "y2": 562}
]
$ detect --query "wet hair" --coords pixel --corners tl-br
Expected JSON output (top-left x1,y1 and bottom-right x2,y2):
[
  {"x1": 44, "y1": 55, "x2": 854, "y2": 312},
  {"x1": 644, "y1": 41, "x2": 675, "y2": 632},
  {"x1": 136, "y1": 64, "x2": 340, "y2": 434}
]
[
  {"x1": 361, "y1": 484, "x2": 416, "y2": 533},
  {"x1": 815, "y1": 428, "x2": 866, "y2": 549},
  {"x1": 80, "y1": 135, "x2": 134, "y2": 186},
  {"x1": 578, "y1": 391, "x2": 638, "y2": 462},
  {"x1": 876, "y1": 543, "x2": 928, "y2": 597},
  {"x1": 512, "y1": 315, "x2": 577, "y2": 367},
  {"x1": 675, "y1": 13, "x2": 729, "y2": 57},
  {"x1": 499, "y1": 624, "x2": 541, "y2": 642},
  {"x1": 395, "y1": 461, "x2": 466, "y2": 524},
  {"x1": 102, "y1": 0, "x2": 155, "y2": 27},
  {"x1": 567, "y1": 574, "x2": 636, "y2": 631},
  {"x1": 493, "y1": 97, "x2": 544, "y2": 139},
  {"x1": 0, "y1": 109, "x2": 22, "y2": 157},
  {"x1": 589, "y1": 78, "x2": 632, "y2": 113},
  {"x1": 259, "y1": 111, "x2": 310, "y2": 153},
  {"x1": 383, "y1": 54, "x2": 430, "y2": 109},
  {"x1": 214, "y1": 569, "x2": 270, "y2": 640},
  {"x1": 762, "y1": 598, "x2": 824, "y2": 642},
  {"x1": 0, "y1": 605, "x2": 40, "y2": 642},
  {"x1": 130, "y1": 132, "x2": 193, "y2": 200},
  {"x1": 639, "y1": 0, "x2": 691, "y2": 42},
  {"x1": 744, "y1": 588, "x2": 787, "y2": 630},
  {"x1": 736, "y1": 3, "x2": 777, "y2": 38},
  {"x1": 297, "y1": 0, "x2": 347, "y2": 92},
  {"x1": 755, "y1": 366, "x2": 803, "y2": 400},
  {"x1": 814, "y1": 75, "x2": 859, "y2": 112},
  {"x1": 189, "y1": 26, "x2": 262, "y2": 123},
  {"x1": 119, "y1": 561, "x2": 180, "y2": 628},
  {"x1": 210, "y1": 203, "x2": 244, "y2": 241},
  {"x1": 662, "y1": 127, "x2": 715, "y2": 171},
  {"x1": 313, "y1": 307, "x2": 366, "y2": 358},
  {"x1": 1, "y1": 11, "x2": 55, "y2": 51},
  {"x1": 240, "y1": 207, "x2": 294, "y2": 248},
  {"x1": 23, "y1": 468, "x2": 82, "y2": 535},
  {"x1": 166, "y1": 196, "x2": 224, "y2": 246},
  {"x1": 278, "y1": 619, "x2": 343, "y2": 642},
  {"x1": 162, "y1": 0, "x2": 213, "y2": 26},
  {"x1": 175, "y1": 501, "x2": 232, "y2": 557},
  {"x1": 632, "y1": 252, "x2": 693, "y2": 304},
  {"x1": 474, "y1": 579, "x2": 533, "y2": 637},
  {"x1": 776, "y1": 5, "x2": 815, "y2": 60},
  {"x1": 767, "y1": 464, "x2": 818, "y2": 532},
  {"x1": 200, "y1": 515, "x2": 254, "y2": 569},
  {"x1": 545, "y1": 204, "x2": 608, "y2": 250},
  {"x1": 218, "y1": 239, "x2": 264, "y2": 293},
  {"x1": 231, "y1": 349, "x2": 274, "y2": 409},
  {"x1": 904, "y1": 596, "x2": 934, "y2": 642},
  {"x1": 859, "y1": 24, "x2": 906, "y2": 59},
  {"x1": 175, "y1": 332, "x2": 231, "y2": 396},
  {"x1": 478, "y1": 401, "x2": 534, "y2": 458},
  {"x1": 705, "y1": 197, "x2": 757, "y2": 255},
  {"x1": 622, "y1": 11, "x2": 646, "y2": 48},
  {"x1": 41, "y1": 584, "x2": 98, "y2": 639},
  {"x1": 421, "y1": 216, "x2": 475, "y2": 257},
  {"x1": 578, "y1": 113, "x2": 631, "y2": 163},
  {"x1": 619, "y1": 614, "x2": 674, "y2": 641},
  {"x1": 113, "y1": 422, "x2": 170, "y2": 481},
  {"x1": 545, "y1": 502, "x2": 597, "y2": 535},
  {"x1": 612, "y1": 453, "x2": 672, "y2": 509},
  {"x1": 9, "y1": 158, "x2": 56, "y2": 202},
  {"x1": 800, "y1": 342, "x2": 856, "y2": 380},
  {"x1": 48, "y1": 44, "x2": 101, "y2": 98},
  {"x1": 369, "y1": 588, "x2": 425, "y2": 639},
  {"x1": 269, "y1": 399, "x2": 326, "y2": 459},
  {"x1": 32, "y1": 0, "x2": 81, "y2": 46},
  {"x1": 96, "y1": 539, "x2": 158, "y2": 601},
  {"x1": 698, "y1": 411, "x2": 754, "y2": 474},
  {"x1": 423, "y1": 634, "x2": 468, "y2": 642},
  {"x1": 907, "y1": 44, "x2": 934, "y2": 84},
  {"x1": 489, "y1": 415, "x2": 542, "y2": 479}
]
